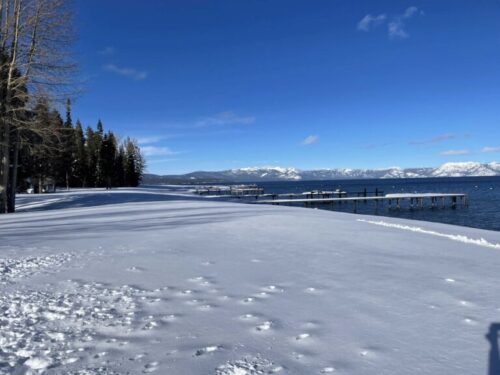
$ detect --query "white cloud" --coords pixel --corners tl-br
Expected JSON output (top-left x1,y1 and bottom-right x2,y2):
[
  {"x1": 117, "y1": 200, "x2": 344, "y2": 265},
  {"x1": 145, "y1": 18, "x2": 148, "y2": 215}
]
[
  {"x1": 302, "y1": 135, "x2": 319, "y2": 145},
  {"x1": 482, "y1": 146, "x2": 500, "y2": 153},
  {"x1": 141, "y1": 146, "x2": 176, "y2": 156},
  {"x1": 104, "y1": 64, "x2": 148, "y2": 80},
  {"x1": 403, "y1": 6, "x2": 419, "y2": 18},
  {"x1": 357, "y1": 14, "x2": 387, "y2": 31},
  {"x1": 147, "y1": 158, "x2": 180, "y2": 163},
  {"x1": 388, "y1": 6, "x2": 421, "y2": 39},
  {"x1": 440, "y1": 149, "x2": 470, "y2": 156},
  {"x1": 388, "y1": 20, "x2": 409, "y2": 39},
  {"x1": 137, "y1": 136, "x2": 162, "y2": 145},
  {"x1": 409, "y1": 133, "x2": 458, "y2": 145},
  {"x1": 196, "y1": 111, "x2": 255, "y2": 127}
]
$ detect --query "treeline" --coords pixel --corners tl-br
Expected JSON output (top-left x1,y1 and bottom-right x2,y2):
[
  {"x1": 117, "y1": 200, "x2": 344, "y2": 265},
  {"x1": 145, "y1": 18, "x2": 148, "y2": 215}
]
[
  {"x1": 18, "y1": 99, "x2": 145, "y2": 193},
  {"x1": 1, "y1": 0, "x2": 79, "y2": 213}
]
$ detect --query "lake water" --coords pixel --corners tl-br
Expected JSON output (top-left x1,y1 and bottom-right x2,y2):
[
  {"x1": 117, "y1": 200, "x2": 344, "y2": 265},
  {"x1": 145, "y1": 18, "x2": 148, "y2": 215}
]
[{"x1": 253, "y1": 177, "x2": 500, "y2": 232}]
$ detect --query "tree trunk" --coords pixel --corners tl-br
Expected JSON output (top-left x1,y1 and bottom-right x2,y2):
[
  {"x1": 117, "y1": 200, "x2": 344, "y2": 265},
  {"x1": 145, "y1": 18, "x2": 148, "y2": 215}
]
[
  {"x1": 7, "y1": 131, "x2": 19, "y2": 212},
  {"x1": 0, "y1": 122, "x2": 10, "y2": 213}
]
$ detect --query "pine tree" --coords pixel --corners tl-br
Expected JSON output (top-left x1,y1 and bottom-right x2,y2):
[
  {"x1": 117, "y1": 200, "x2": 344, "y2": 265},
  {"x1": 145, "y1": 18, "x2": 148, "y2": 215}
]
[
  {"x1": 73, "y1": 120, "x2": 87, "y2": 187},
  {"x1": 85, "y1": 126, "x2": 102, "y2": 187},
  {"x1": 100, "y1": 131, "x2": 117, "y2": 189},
  {"x1": 123, "y1": 138, "x2": 145, "y2": 187},
  {"x1": 114, "y1": 145, "x2": 126, "y2": 187},
  {"x1": 59, "y1": 99, "x2": 76, "y2": 190}
]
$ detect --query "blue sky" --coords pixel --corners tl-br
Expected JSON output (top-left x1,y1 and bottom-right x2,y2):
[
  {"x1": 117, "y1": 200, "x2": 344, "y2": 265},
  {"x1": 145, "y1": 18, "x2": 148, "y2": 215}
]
[{"x1": 73, "y1": 0, "x2": 500, "y2": 174}]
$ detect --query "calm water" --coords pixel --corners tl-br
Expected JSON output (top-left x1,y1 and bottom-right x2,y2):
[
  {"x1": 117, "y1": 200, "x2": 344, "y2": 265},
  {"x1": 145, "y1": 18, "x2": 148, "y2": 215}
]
[{"x1": 253, "y1": 177, "x2": 500, "y2": 232}]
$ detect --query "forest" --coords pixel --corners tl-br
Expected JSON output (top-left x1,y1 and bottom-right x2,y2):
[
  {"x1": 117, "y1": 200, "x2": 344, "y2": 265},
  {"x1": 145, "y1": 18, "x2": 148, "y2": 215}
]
[
  {"x1": 0, "y1": 0, "x2": 144, "y2": 213},
  {"x1": 18, "y1": 99, "x2": 144, "y2": 193}
]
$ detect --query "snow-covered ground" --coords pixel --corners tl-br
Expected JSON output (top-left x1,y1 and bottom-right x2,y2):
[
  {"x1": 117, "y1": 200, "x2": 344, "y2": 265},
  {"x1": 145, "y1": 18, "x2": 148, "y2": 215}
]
[{"x1": 2, "y1": 186, "x2": 500, "y2": 374}]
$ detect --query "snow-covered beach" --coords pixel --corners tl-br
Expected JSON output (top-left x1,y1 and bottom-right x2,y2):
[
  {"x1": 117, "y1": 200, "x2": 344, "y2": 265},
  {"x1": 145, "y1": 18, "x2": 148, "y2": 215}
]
[{"x1": 2, "y1": 186, "x2": 500, "y2": 374}]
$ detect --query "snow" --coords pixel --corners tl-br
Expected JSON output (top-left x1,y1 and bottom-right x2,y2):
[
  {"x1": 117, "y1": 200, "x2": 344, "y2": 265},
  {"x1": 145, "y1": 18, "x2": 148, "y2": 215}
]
[
  {"x1": 1, "y1": 186, "x2": 500, "y2": 374},
  {"x1": 431, "y1": 162, "x2": 498, "y2": 177}
]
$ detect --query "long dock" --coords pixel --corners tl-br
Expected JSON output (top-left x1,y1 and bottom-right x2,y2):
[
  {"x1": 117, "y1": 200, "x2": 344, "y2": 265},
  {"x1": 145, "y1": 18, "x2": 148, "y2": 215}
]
[{"x1": 256, "y1": 193, "x2": 468, "y2": 210}]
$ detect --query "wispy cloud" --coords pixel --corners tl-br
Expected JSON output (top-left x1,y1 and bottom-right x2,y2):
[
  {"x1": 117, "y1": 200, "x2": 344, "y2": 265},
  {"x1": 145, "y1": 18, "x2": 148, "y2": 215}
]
[
  {"x1": 481, "y1": 146, "x2": 500, "y2": 153},
  {"x1": 146, "y1": 158, "x2": 180, "y2": 164},
  {"x1": 137, "y1": 136, "x2": 163, "y2": 145},
  {"x1": 409, "y1": 133, "x2": 458, "y2": 146},
  {"x1": 357, "y1": 14, "x2": 386, "y2": 32},
  {"x1": 98, "y1": 46, "x2": 115, "y2": 56},
  {"x1": 104, "y1": 64, "x2": 148, "y2": 80},
  {"x1": 360, "y1": 142, "x2": 390, "y2": 150},
  {"x1": 196, "y1": 111, "x2": 255, "y2": 127},
  {"x1": 301, "y1": 135, "x2": 319, "y2": 145},
  {"x1": 358, "y1": 6, "x2": 422, "y2": 40},
  {"x1": 141, "y1": 146, "x2": 176, "y2": 157},
  {"x1": 440, "y1": 149, "x2": 470, "y2": 156},
  {"x1": 388, "y1": 6, "x2": 422, "y2": 39}
]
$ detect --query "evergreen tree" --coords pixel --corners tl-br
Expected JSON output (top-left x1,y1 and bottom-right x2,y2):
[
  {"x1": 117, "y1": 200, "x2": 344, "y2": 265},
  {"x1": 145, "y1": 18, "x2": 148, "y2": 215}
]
[
  {"x1": 73, "y1": 120, "x2": 87, "y2": 187},
  {"x1": 85, "y1": 126, "x2": 101, "y2": 187},
  {"x1": 59, "y1": 99, "x2": 76, "y2": 190},
  {"x1": 30, "y1": 99, "x2": 61, "y2": 193},
  {"x1": 114, "y1": 145, "x2": 126, "y2": 187},
  {"x1": 8, "y1": 101, "x2": 144, "y2": 193},
  {"x1": 123, "y1": 138, "x2": 145, "y2": 187},
  {"x1": 100, "y1": 131, "x2": 117, "y2": 189}
]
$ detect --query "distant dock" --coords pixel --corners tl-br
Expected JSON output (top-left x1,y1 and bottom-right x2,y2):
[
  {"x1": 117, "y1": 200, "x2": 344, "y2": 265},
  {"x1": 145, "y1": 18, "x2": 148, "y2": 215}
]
[
  {"x1": 194, "y1": 185, "x2": 468, "y2": 212},
  {"x1": 256, "y1": 192, "x2": 468, "y2": 211}
]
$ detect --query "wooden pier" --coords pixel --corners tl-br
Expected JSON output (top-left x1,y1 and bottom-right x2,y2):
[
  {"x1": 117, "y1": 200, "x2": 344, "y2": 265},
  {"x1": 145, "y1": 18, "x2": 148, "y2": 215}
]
[
  {"x1": 256, "y1": 193, "x2": 468, "y2": 211},
  {"x1": 195, "y1": 184, "x2": 264, "y2": 196}
]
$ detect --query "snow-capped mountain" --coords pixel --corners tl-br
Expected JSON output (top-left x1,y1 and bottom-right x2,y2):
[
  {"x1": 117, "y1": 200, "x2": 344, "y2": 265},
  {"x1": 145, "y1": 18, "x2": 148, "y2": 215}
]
[
  {"x1": 431, "y1": 162, "x2": 500, "y2": 177},
  {"x1": 229, "y1": 167, "x2": 301, "y2": 180},
  {"x1": 143, "y1": 162, "x2": 500, "y2": 184}
]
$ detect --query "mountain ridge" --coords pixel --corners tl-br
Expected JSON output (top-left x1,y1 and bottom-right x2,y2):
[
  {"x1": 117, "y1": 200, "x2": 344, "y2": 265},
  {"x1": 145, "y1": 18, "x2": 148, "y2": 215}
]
[{"x1": 143, "y1": 161, "x2": 500, "y2": 184}]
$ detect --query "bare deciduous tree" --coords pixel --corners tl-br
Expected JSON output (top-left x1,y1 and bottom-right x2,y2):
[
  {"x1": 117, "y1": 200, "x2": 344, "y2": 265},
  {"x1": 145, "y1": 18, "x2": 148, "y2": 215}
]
[{"x1": 0, "y1": 0, "x2": 75, "y2": 213}]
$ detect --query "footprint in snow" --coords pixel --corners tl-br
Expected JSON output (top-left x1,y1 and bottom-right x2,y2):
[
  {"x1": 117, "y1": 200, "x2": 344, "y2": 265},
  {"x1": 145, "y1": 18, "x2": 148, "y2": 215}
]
[
  {"x1": 320, "y1": 367, "x2": 335, "y2": 373},
  {"x1": 304, "y1": 287, "x2": 322, "y2": 294},
  {"x1": 188, "y1": 276, "x2": 213, "y2": 286},
  {"x1": 126, "y1": 266, "x2": 144, "y2": 272},
  {"x1": 255, "y1": 321, "x2": 272, "y2": 332},
  {"x1": 216, "y1": 356, "x2": 282, "y2": 374},
  {"x1": 239, "y1": 313, "x2": 258, "y2": 321},
  {"x1": 295, "y1": 333, "x2": 311, "y2": 341},
  {"x1": 198, "y1": 303, "x2": 216, "y2": 311},
  {"x1": 261, "y1": 285, "x2": 284, "y2": 293},
  {"x1": 194, "y1": 345, "x2": 222, "y2": 357},
  {"x1": 143, "y1": 361, "x2": 159, "y2": 373},
  {"x1": 463, "y1": 317, "x2": 478, "y2": 325}
]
